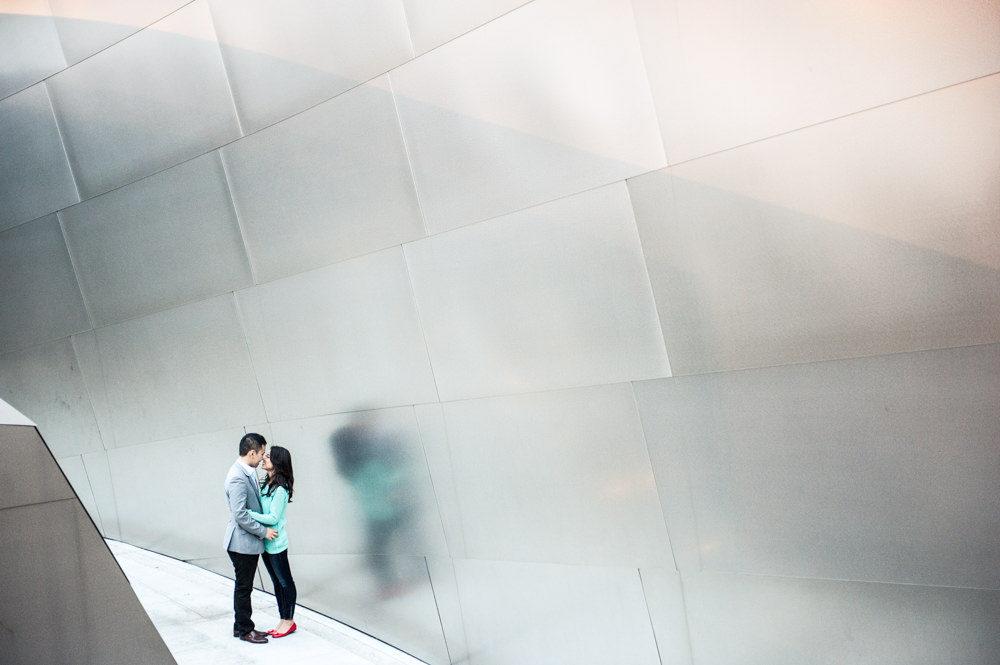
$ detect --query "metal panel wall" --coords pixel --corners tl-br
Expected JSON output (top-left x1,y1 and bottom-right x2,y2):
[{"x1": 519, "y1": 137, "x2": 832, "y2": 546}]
[
  {"x1": 45, "y1": 0, "x2": 241, "y2": 198},
  {"x1": 0, "y1": 214, "x2": 89, "y2": 351},
  {"x1": 48, "y1": 0, "x2": 187, "y2": 65},
  {"x1": 60, "y1": 151, "x2": 252, "y2": 326},
  {"x1": 208, "y1": 0, "x2": 413, "y2": 132},
  {"x1": 0, "y1": 1, "x2": 66, "y2": 97},
  {"x1": 0, "y1": 83, "x2": 78, "y2": 230},
  {"x1": 221, "y1": 79, "x2": 424, "y2": 282},
  {"x1": 1, "y1": 1, "x2": 998, "y2": 663}
]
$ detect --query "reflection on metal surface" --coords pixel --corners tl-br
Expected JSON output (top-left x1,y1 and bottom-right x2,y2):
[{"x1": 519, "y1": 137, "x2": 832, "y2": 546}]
[
  {"x1": 332, "y1": 411, "x2": 423, "y2": 598},
  {"x1": 268, "y1": 407, "x2": 447, "y2": 560},
  {"x1": 285, "y1": 553, "x2": 449, "y2": 664}
]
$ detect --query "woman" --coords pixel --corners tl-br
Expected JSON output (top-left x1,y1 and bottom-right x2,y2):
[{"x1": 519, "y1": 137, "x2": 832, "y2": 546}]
[{"x1": 248, "y1": 445, "x2": 297, "y2": 637}]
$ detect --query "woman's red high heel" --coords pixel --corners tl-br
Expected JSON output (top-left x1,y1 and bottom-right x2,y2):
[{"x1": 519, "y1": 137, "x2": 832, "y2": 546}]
[{"x1": 272, "y1": 622, "x2": 297, "y2": 638}]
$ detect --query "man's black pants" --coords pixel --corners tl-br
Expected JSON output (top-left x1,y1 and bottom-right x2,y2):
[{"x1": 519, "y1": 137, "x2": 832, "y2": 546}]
[{"x1": 228, "y1": 550, "x2": 259, "y2": 635}]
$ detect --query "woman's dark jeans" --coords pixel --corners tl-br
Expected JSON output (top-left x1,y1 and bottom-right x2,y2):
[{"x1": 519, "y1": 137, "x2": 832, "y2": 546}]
[{"x1": 262, "y1": 550, "x2": 297, "y2": 620}]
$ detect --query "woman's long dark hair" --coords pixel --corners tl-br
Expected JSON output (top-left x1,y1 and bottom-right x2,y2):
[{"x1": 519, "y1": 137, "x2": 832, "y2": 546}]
[{"x1": 262, "y1": 445, "x2": 294, "y2": 502}]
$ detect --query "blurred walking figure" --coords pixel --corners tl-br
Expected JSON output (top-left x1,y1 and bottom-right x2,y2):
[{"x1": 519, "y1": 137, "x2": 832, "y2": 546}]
[
  {"x1": 247, "y1": 445, "x2": 298, "y2": 638},
  {"x1": 331, "y1": 413, "x2": 414, "y2": 598}
]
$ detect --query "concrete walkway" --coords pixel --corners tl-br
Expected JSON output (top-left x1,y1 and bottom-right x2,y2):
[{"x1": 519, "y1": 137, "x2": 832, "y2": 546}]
[{"x1": 108, "y1": 540, "x2": 427, "y2": 665}]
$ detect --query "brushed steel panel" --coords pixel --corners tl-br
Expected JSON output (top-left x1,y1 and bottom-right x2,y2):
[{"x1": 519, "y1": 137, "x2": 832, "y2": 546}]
[
  {"x1": 683, "y1": 572, "x2": 1000, "y2": 665},
  {"x1": 639, "y1": 567, "x2": 693, "y2": 665},
  {"x1": 628, "y1": 75, "x2": 1000, "y2": 375},
  {"x1": 57, "y1": 454, "x2": 101, "y2": 530},
  {"x1": 441, "y1": 384, "x2": 674, "y2": 567},
  {"x1": 221, "y1": 78, "x2": 424, "y2": 283},
  {"x1": 46, "y1": 0, "x2": 241, "y2": 198},
  {"x1": 0, "y1": 338, "x2": 104, "y2": 458},
  {"x1": 414, "y1": 403, "x2": 467, "y2": 558},
  {"x1": 0, "y1": 425, "x2": 75, "y2": 510},
  {"x1": 60, "y1": 151, "x2": 252, "y2": 326},
  {"x1": 88, "y1": 294, "x2": 266, "y2": 447},
  {"x1": 237, "y1": 247, "x2": 437, "y2": 421},
  {"x1": 70, "y1": 331, "x2": 116, "y2": 446},
  {"x1": 268, "y1": 406, "x2": 448, "y2": 558},
  {"x1": 425, "y1": 557, "x2": 469, "y2": 664},
  {"x1": 0, "y1": 214, "x2": 90, "y2": 354},
  {"x1": 630, "y1": 378, "x2": 701, "y2": 573},
  {"x1": 405, "y1": 183, "x2": 669, "y2": 401},
  {"x1": 49, "y1": 0, "x2": 186, "y2": 64},
  {"x1": 82, "y1": 449, "x2": 121, "y2": 539},
  {"x1": 454, "y1": 558, "x2": 661, "y2": 665},
  {"x1": 400, "y1": 0, "x2": 531, "y2": 54},
  {"x1": 391, "y1": 0, "x2": 666, "y2": 234},
  {"x1": 0, "y1": 2, "x2": 66, "y2": 97},
  {"x1": 286, "y1": 553, "x2": 449, "y2": 665},
  {"x1": 108, "y1": 426, "x2": 255, "y2": 559},
  {"x1": 632, "y1": 0, "x2": 1000, "y2": 162},
  {"x1": 0, "y1": 84, "x2": 79, "y2": 232},
  {"x1": 208, "y1": 0, "x2": 412, "y2": 132},
  {"x1": 634, "y1": 344, "x2": 1000, "y2": 588},
  {"x1": 0, "y1": 500, "x2": 175, "y2": 664}
]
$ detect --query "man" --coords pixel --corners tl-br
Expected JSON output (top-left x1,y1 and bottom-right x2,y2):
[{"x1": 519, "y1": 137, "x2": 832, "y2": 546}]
[{"x1": 224, "y1": 432, "x2": 278, "y2": 644}]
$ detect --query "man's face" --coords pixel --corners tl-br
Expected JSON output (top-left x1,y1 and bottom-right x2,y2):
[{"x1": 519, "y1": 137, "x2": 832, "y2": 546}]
[{"x1": 247, "y1": 447, "x2": 264, "y2": 467}]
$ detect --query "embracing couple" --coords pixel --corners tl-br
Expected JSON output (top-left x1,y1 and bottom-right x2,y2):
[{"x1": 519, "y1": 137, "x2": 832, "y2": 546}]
[{"x1": 224, "y1": 432, "x2": 298, "y2": 644}]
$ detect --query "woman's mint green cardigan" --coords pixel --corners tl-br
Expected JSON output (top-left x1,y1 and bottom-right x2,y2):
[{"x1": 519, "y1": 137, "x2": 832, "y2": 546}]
[{"x1": 247, "y1": 485, "x2": 289, "y2": 554}]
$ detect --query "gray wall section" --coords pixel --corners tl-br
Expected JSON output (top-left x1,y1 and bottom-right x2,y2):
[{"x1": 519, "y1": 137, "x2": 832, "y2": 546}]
[
  {"x1": 0, "y1": 424, "x2": 175, "y2": 665},
  {"x1": 1, "y1": 1, "x2": 999, "y2": 663}
]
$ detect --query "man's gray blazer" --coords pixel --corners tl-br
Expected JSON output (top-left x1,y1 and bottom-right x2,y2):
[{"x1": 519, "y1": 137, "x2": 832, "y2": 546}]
[{"x1": 223, "y1": 461, "x2": 268, "y2": 554}]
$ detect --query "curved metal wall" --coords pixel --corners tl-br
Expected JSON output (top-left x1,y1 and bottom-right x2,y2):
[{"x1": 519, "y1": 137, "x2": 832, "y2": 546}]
[{"x1": 1, "y1": 1, "x2": 999, "y2": 663}]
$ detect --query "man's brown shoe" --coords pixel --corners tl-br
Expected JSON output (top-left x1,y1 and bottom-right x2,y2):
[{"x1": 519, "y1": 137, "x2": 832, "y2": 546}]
[
  {"x1": 236, "y1": 630, "x2": 269, "y2": 643},
  {"x1": 233, "y1": 629, "x2": 269, "y2": 638}
]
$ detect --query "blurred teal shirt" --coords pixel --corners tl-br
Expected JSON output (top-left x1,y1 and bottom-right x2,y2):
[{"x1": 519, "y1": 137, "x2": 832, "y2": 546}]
[{"x1": 247, "y1": 485, "x2": 289, "y2": 554}]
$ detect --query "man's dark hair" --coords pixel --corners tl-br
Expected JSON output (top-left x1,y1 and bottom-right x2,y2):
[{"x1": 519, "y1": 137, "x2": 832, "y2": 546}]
[{"x1": 239, "y1": 432, "x2": 267, "y2": 456}]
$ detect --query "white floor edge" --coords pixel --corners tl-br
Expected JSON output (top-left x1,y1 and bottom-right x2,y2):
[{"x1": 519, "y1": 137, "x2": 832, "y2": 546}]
[{"x1": 107, "y1": 539, "x2": 428, "y2": 665}]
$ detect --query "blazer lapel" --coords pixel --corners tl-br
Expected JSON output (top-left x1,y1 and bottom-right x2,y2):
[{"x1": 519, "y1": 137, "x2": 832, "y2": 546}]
[{"x1": 246, "y1": 470, "x2": 263, "y2": 511}]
